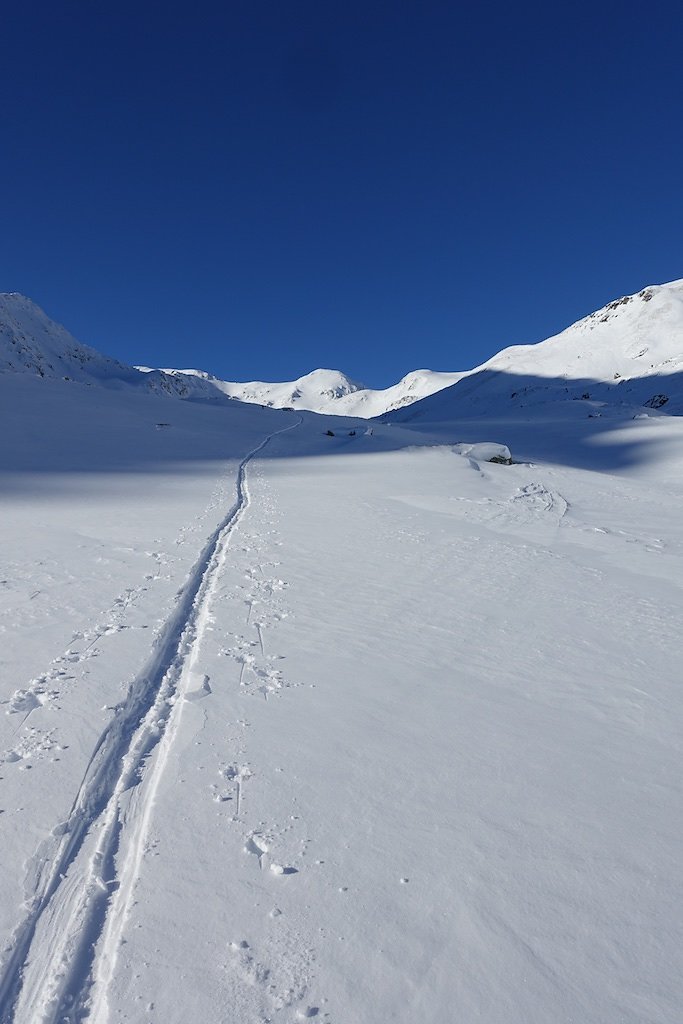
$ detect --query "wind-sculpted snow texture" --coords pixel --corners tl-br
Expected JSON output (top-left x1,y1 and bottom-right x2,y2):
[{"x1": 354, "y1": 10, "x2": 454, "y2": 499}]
[{"x1": 1, "y1": 286, "x2": 683, "y2": 1022}]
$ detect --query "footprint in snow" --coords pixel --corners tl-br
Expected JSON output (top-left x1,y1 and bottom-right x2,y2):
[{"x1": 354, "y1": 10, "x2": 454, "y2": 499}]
[
  {"x1": 6, "y1": 690, "x2": 42, "y2": 715},
  {"x1": 245, "y1": 834, "x2": 269, "y2": 868}
]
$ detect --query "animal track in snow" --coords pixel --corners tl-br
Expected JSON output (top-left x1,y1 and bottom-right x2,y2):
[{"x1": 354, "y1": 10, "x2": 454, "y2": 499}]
[
  {"x1": 3, "y1": 674, "x2": 62, "y2": 725},
  {"x1": 222, "y1": 630, "x2": 289, "y2": 696},
  {"x1": 244, "y1": 826, "x2": 300, "y2": 877}
]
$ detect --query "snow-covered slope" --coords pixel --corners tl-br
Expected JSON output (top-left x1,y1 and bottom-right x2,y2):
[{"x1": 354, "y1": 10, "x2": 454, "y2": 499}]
[
  {"x1": 0, "y1": 293, "x2": 137, "y2": 384},
  {"x1": 6, "y1": 279, "x2": 683, "y2": 422},
  {"x1": 0, "y1": 293, "x2": 224, "y2": 401},
  {"x1": 2, "y1": 366, "x2": 683, "y2": 1023},
  {"x1": 0, "y1": 293, "x2": 463, "y2": 416},
  {"x1": 3, "y1": 278, "x2": 683, "y2": 1022},
  {"x1": 158, "y1": 367, "x2": 364, "y2": 412},
  {"x1": 159, "y1": 366, "x2": 467, "y2": 417},
  {"x1": 164, "y1": 279, "x2": 683, "y2": 419},
  {"x1": 485, "y1": 280, "x2": 683, "y2": 384},
  {"x1": 332, "y1": 368, "x2": 468, "y2": 416},
  {"x1": 394, "y1": 279, "x2": 683, "y2": 421}
]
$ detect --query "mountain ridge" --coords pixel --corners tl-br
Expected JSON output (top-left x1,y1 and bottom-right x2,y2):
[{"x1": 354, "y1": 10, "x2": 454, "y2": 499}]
[
  {"x1": 152, "y1": 365, "x2": 468, "y2": 417},
  {"x1": 0, "y1": 292, "x2": 466, "y2": 417},
  {"x1": 3, "y1": 279, "x2": 683, "y2": 419},
  {"x1": 390, "y1": 278, "x2": 683, "y2": 422}
]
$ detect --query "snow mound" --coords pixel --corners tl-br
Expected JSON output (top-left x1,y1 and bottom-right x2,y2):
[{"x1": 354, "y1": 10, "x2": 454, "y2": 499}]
[{"x1": 455, "y1": 442, "x2": 512, "y2": 465}]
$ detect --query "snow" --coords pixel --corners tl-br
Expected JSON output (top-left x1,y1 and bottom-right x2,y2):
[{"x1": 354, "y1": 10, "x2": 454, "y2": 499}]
[
  {"x1": 0, "y1": 293, "x2": 464, "y2": 417},
  {"x1": 484, "y1": 280, "x2": 683, "y2": 384},
  {"x1": 453, "y1": 441, "x2": 512, "y2": 464},
  {"x1": 0, "y1": 293, "x2": 136, "y2": 385},
  {"x1": 394, "y1": 279, "x2": 683, "y2": 422},
  {"x1": 157, "y1": 367, "x2": 364, "y2": 411},
  {"x1": 0, "y1": 295, "x2": 234, "y2": 402},
  {"x1": 9, "y1": 278, "x2": 683, "y2": 423},
  {"x1": 155, "y1": 366, "x2": 468, "y2": 418},
  {"x1": 1, "y1": 287, "x2": 683, "y2": 1022},
  {"x1": 141, "y1": 279, "x2": 683, "y2": 419}
]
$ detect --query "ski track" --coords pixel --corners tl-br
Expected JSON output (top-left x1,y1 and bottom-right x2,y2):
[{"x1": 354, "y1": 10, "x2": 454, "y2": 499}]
[{"x1": 0, "y1": 418, "x2": 302, "y2": 1024}]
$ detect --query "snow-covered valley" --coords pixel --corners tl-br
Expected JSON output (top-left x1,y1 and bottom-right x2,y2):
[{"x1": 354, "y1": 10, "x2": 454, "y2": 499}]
[{"x1": 1, "y1": 288, "x2": 683, "y2": 1023}]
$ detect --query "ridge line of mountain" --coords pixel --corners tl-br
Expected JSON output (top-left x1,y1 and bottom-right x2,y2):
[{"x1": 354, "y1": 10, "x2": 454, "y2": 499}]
[{"x1": 2, "y1": 278, "x2": 683, "y2": 418}]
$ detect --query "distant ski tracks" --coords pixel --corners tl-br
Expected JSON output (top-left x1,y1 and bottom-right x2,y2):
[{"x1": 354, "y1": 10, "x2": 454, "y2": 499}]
[{"x1": 0, "y1": 418, "x2": 302, "y2": 1024}]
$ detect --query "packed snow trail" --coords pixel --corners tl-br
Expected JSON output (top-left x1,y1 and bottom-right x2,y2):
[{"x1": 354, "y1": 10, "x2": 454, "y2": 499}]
[{"x1": 0, "y1": 419, "x2": 302, "y2": 1024}]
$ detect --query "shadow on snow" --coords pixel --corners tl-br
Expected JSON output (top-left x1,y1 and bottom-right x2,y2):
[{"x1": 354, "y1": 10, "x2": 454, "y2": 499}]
[{"x1": 1, "y1": 368, "x2": 682, "y2": 488}]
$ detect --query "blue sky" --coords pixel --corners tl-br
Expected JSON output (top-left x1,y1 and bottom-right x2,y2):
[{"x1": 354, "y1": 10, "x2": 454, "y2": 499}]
[{"x1": 2, "y1": 1, "x2": 682, "y2": 387}]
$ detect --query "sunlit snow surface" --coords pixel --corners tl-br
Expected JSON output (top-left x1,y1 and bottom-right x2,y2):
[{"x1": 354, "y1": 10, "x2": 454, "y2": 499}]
[
  {"x1": 1, "y1": 372, "x2": 682, "y2": 1024},
  {"x1": 159, "y1": 278, "x2": 683, "y2": 418}
]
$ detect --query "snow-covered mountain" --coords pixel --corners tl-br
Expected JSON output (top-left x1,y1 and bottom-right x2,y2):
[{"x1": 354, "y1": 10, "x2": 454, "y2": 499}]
[
  {"x1": 343, "y1": 368, "x2": 469, "y2": 415},
  {"x1": 0, "y1": 293, "x2": 135, "y2": 384},
  {"x1": 198, "y1": 277, "x2": 683, "y2": 419},
  {"x1": 394, "y1": 279, "x2": 683, "y2": 421},
  {"x1": 4, "y1": 279, "x2": 683, "y2": 422},
  {"x1": 3, "y1": 281, "x2": 683, "y2": 1024},
  {"x1": 0, "y1": 293, "x2": 464, "y2": 416},
  {"x1": 0, "y1": 293, "x2": 224, "y2": 401},
  {"x1": 155, "y1": 366, "x2": 364, "y2": 412},
  {"x1": 158, "y1": 365, "x2": 467, "y2": 417}
]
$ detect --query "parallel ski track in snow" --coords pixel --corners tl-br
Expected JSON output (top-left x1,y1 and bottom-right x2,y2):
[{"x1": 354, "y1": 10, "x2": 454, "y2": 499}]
[{"x1": 0, "y1": 418, "x2": 302, "y2": 1024}]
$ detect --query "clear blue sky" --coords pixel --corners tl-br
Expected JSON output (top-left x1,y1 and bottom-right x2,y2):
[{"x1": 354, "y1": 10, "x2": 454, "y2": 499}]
[{"x1": 2, "y1": 1, "x2": 682, "y2": 387}]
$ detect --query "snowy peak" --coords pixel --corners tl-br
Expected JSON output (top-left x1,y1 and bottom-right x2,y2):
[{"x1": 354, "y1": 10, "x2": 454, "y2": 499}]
[
  {"x1": 293, "y1": 368, "x2": 363, "y2": 400},
  {"x1": 372, "y1": 369, "x2": 470, "y2": 412},
  {"x1": 156, "y1": 366, "x2": 362, "y2": 413},
  {"x1": 0, "y1": 293, "x2": 465, "y2": 417},
  {"x1": 0, "y1": 294, "x2": 462, "y2": 417},
  {"x1": 393, "y1": 279, "x2": 683, "y2": 421},
  {"x1": 0, "y1": 293, "x2": 223, "y2": 401},
  {"x1": 162, "y1": 365, "x2": 467, "y2": 417},
  {"x1": 485, "y1": 279, "x2": 683, "y2": 383},
  {"x1": 0, "y1": 292, "x2": 133, "y2": 383},
  {"x1": 6, "y1": 278, "x2": 683, "y2": 421}
]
